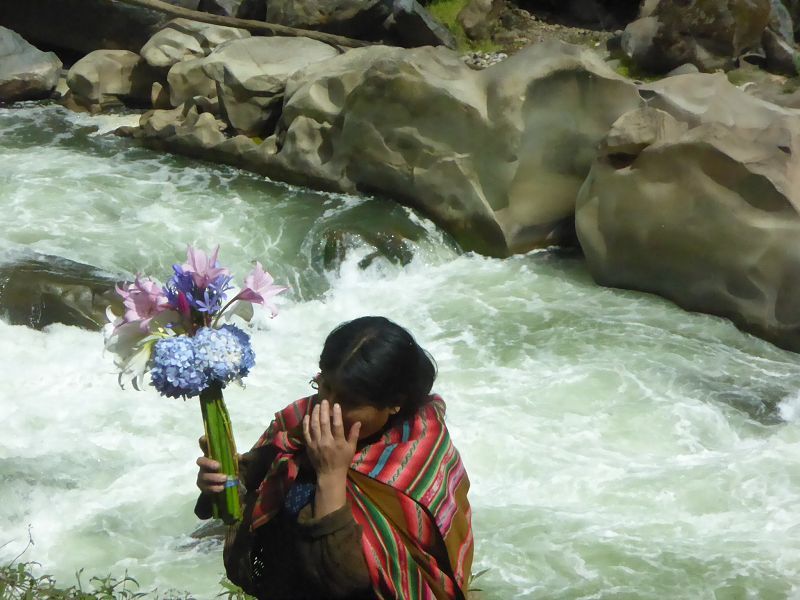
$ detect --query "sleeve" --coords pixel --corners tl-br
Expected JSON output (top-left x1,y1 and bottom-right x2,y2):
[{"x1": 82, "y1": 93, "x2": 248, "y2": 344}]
[{"x1": 293, "y1": 503, "x2": 372, "y2": 599}]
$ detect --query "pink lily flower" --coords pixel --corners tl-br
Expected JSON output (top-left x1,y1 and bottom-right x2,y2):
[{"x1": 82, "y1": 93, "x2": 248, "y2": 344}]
[
  {"x1": 182, "y1": 245, "x2": 230, "y2": 289},
  {"x1": 116, "y1": 276, "x2": 170, "y2": 331},
  {"x1": 237, "y1": 262, "x2": 288, "y2": 317}
]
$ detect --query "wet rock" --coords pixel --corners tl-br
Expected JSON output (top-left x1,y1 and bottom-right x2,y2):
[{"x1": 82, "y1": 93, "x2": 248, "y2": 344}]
[
  {"x1": 576, "y1": 78, "x2": 800, "y2": 352},
  {"x1": 0, "y1": 26, "x2": 61, "y2": 103},
  {"x1": 0, "y1": 253, "x2": 119, "y2": 331}
]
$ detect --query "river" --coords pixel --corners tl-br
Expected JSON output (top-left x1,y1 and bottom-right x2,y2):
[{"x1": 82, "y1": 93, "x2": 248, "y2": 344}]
[{"x1": 1, "y1": 104, "x2": 799, "y2": 599}]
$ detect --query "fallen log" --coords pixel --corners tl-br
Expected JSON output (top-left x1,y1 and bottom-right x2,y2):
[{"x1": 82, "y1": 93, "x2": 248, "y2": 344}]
[{"x1": 111, "y1": 0, "x2": 372, "y2": 48}]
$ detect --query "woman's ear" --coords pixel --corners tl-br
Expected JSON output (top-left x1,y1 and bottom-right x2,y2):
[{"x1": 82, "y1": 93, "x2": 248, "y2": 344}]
[{"x1": 389, "y1": 406, "x2": 401, "y2": 415}]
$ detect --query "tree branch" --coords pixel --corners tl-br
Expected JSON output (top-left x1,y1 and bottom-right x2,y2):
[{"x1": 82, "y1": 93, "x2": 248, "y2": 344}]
[{"x1": 112, "y1": 0, "x2": 372, "y2": 48}]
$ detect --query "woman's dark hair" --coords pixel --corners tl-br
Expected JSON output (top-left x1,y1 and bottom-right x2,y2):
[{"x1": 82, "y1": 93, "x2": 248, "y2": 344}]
[{"x1": 319, "y1": 316, "x2": 437, "y2": 414}]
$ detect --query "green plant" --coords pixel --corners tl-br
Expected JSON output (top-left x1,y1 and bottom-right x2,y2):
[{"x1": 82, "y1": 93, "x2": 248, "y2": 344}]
[
  {"x1": 426, "y1": 0, "x2": 501, "y2": 53},
  {"x1": 0, "y1": 531, "x2": 249, "y2": 600}
]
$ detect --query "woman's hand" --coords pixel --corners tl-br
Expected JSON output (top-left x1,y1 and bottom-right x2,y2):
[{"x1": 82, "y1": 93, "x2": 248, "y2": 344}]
[
  {"x1": 196, "y1": 435, "x2": 228, "y2": 494},
  {"x1": 303, "y1": 400, "x2": 361, "y2": 518}
]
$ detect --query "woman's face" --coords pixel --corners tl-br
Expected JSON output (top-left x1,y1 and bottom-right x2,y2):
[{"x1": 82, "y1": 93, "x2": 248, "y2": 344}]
[{"x1": 313, "y1": 374, "x2": 400, "y2": 439}]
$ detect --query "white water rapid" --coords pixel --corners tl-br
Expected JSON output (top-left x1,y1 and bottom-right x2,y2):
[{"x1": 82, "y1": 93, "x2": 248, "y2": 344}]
[{"x1": 1, "y1": 105, "x2": 799, "y2": 599}]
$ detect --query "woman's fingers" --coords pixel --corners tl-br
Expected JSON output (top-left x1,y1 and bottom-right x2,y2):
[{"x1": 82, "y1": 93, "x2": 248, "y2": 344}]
[
  {"x1": 319, "y1": 400, "x2": 332, "y2": 438},
  {"x1": 332, "y1": 403, "x2": 345, "y2": 439},
  {"x1": 347, "y1": 421, "x2": 362, "y2": 448},
  {"x1": 302, "y1": 414, "x2": 311, "y2": 445},
  {"x1": 197, "y1": 456, "x2": 221, "y2": 472},
  {"x1": 310, "y1": 402, "x2": 321, "y2": 442},
  {"x1": 198, "y1": 435, "x2": 209, "y2": 457},
  {"x1": 196, "y1": 456, "x2": 226, "y2": 493}
]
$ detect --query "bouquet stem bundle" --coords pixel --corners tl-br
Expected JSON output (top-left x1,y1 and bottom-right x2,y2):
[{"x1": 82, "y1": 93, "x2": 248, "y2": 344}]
[{"x1": 200, "y1": 383, "x2": 242, "y2": 524}]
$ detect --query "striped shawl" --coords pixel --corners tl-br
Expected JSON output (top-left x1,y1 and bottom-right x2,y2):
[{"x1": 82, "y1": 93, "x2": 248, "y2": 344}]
[{"x1": 250, "y1": 395, "x2": 474, "y2": 600}]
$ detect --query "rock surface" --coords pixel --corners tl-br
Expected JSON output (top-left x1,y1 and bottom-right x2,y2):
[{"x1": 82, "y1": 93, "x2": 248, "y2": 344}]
[
  {"x1": 67, "y1": 50, "x2": 159, "y2": 111},
  {"x1": 140, "y1": 18, "x2": 250, "y2": 69},
  {"x1": 623, "y1": 0, "x2": 773, "y2": 73},
  {"x1": 200, "y1": 36, "x2": 339, "y2": 135},
  {"x1": 0, "y1": 253, "x2": 119, "y2": 331},
  {"x1": 265, "y1": 0, "x2": 391, "y2": 39},
  {"x1": 0, "y1": 26, "x2": 61, "y2": 102},
  {"x1": 576, "y1": 75, "x2": 800, "y2": 352}
]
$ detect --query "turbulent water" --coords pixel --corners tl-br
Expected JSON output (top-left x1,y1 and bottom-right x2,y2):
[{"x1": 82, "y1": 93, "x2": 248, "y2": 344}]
[{"x1": 1, "y1": 104, "x2": 800, "y2": 599}]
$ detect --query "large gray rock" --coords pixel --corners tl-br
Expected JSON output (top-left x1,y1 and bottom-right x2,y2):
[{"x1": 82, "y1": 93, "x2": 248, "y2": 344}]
[
  {"x1": 67, "y1": 50, "x2": 159, "y2": 111},
  {"x1": 167, "y1": 57, "x2": 218, "y2": 107},
  {"x1": 268, "y1": 41, "x2": 641, "y2": 255},
  {"x1": 576, "y1": 76, "x2": 800, "y2": 352},
  {"x1": 0, "y1": 27, "x2": 61, "y2": 102},
  {"x1": 201, "y1": 37, "x2": 339, "y2": 136},
  {"x1": 141, "y1": 18, "x2": 250, "y2": 69},
  {"x1": 623, "y1": 0, "x2": 772, "y2": 73}
]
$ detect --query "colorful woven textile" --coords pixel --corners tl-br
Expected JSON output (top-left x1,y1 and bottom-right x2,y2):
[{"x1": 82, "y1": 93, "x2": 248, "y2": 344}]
[{"x1": 250, "y1": 395, "x2": 474, "y2": 600}]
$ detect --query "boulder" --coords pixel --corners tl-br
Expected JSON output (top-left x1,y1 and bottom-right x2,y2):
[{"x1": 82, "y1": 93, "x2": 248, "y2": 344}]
[
  {"x1": 265, "y1": 0, "x2": 391, "y2": 39},
  {"x1": 140, "y1": 18, "x2": 250, "y2": 69},
  {"x1": 457, "y1": 0, "x2": 504, "y2": 41},
  {"x1": 268, "y1": 41, "x2": 641, "y2": 255},
  {"x1": 200, "y1": 36, "x2": 339, "y2": 136},
  {"x1": 763, "y1": 26, "x2": 800, "y2": 74},
  {"x1": 167, "y1": 57, "x2": 218, "y2": 107},
  {"x1": 623, "y1": 0, "x2": 772, "y2": 73},
  {"x1": 138, "y1": 101, "x2": 229, "y2": 165},
  {"x1": 66, "y1": 50, "x2": 160, "y2": 110},
  {"x1": 134, "y1": 41, "x2": 641, "y2": 256},
  {"x1": 0, "y1": 26, "x2": 61, "y2": 102},
  {"x1": 0, "y1": 252, "x2": 119, "y2": 331},
  {"x1": 576, "y1": 77, "x2": 800, "y2": 352}
]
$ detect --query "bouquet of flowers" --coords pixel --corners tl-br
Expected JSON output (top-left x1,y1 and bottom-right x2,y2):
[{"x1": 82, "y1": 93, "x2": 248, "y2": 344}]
[{"x1": 104, "y1": 245, "x2": 286, "y2": 524}]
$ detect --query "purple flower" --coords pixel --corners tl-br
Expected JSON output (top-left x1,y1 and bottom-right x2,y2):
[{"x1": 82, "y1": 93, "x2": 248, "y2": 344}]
[
  {"x1": 182, "y1": 245, "x2": 230, "y2": 290},
  {"x1": 237, "y1": 262, "x2": 287, "y2": 317}
]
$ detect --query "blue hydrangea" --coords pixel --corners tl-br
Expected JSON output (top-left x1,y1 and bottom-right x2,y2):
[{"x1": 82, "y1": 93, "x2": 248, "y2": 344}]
[
  {"x1": 150, "y1": 336, "x2": 208, "y2": 398},
  {"x1": 194, "y1": 325, "x2": 255, "y2": 385}
]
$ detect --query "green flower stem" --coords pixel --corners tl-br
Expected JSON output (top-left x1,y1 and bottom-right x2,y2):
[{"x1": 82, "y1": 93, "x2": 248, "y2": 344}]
[{"x1": 200, "y1": 383, "x2": 242, "y2": 524}]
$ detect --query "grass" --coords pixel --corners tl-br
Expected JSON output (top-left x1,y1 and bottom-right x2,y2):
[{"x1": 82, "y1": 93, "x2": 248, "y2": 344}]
[
  {"x1": 0, "y1": 533, "x2": 252, "y2": 600},
  {"x1": 426, "y1": 0, "x2": 502, "y2": 53}
]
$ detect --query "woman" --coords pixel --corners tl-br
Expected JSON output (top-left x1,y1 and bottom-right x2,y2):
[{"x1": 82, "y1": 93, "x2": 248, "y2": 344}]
[{"x1": 196, "y1": 316, "x2": 474, "y2": 600}]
